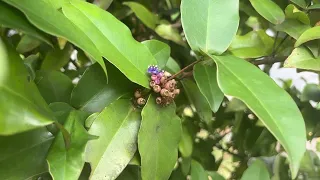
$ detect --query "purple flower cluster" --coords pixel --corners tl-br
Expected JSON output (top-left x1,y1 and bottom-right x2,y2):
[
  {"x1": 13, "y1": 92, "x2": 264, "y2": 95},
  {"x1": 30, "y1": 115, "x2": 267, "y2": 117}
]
[{"x1": 147, "y1": 65, "x2": 164, "y2": 84}]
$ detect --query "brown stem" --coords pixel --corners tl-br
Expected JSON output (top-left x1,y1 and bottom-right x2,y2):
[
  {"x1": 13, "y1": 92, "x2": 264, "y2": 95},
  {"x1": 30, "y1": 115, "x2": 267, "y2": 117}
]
[{"x1": 167, "y1": 59, "x2": 202, "y2": 80}]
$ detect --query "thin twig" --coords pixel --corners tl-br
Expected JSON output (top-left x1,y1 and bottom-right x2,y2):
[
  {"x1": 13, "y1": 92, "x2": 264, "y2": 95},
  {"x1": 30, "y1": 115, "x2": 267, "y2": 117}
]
[
  {"x1": 167, "y1": 59, "x2": 202, "y2": 80},
  {"x1": 252, "y1": 56, "x2": 287, "y2": 65}
]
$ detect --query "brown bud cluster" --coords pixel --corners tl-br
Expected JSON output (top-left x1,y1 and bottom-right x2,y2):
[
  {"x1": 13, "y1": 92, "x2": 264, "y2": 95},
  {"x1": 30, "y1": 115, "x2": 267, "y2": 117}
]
[
  {"x1": 149, "y1": 72, "x2": 180, "y2": 106},
  {"x1": 134, "y1": 89, "x2": 146, "y2": 106}
]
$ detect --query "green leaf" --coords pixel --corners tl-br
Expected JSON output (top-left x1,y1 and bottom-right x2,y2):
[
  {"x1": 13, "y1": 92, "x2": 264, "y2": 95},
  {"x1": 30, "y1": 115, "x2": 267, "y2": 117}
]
[
  {"x1": 86, "y1": 99, "x2": 141, "y2": 179},
  {"x1": 208, "y1": 171, "x2": 225, "y2": 180},
  {"x1": 207, "y1": 53, "x2": 306, "y2": 178},
  {"x1": 301, "y1": 84, "x2": 320, "y2": 102},
  {"x1": 47, "y1": 111, "x2": 93, "y2": 180},
  {"x1": 142, "y1": 40, "x2": 170, "y2": 69},
  {"x1": 190, "y1": 160, "x2": 208, "y2": 180},
  {"x1": 240, "y1": 160, "x2": 270, "y2": 180},
  {"x1": 249, "y1": 0, "x2": 285, "y2": 24},
  {"x1": 71, "y1": 63, "x2": 136, "y2": 113},
  {"x1": 308, "y1": 4, "x2": 320, "y2": 10},
  {"x1": 295, "y1": 26, "x2": 320, "y2": 47},
  {"x1": 93, "y1": 0, "x2": 113, "y2": 10},
  {"x1": 275, "y1": 19, "x2": 310, "y2": 39},
  {"x1": 116, "y1": 165, "x2": 141, "y2": 180},
  {"x1": 0, "y1": 39, "x2": 54, "y2": 135},
  {"x1": 290, "y1": 0, "x2": 307, "y2": 9},
  {"x1": 155, "y1": 24, "x2": 185, "y2": 46},
  {"x1": 179, "y1": 124, "x2": 194, "y2": 158},
  {"x1": 16, "y1": 35, "x2": 41, "y2": 54},
  {"x1": 164, "y1": 57, "x2": 181, "y2": 74},
  {"x1": 182, "y1": 79, "x2": 212, "y2": 124},
  {"x1": 0, "y1": 128, "x2": 54, "y2": 179},
  {"x1": 0, "y1": 1, "x2": 52, "y2": 46},
  {"x1": 139, "y1": 96, "x2": 182, "y2": 180},
  {"x1": 229, "y1": 30, "x2": 274, "y2": 58},
  {"x1": 62, "y1": 1, "x2": 157, "y2": 88},
  {"x1": 284, "y1": 47, "x2": 320, "y2": 71},
  {"x1": 35, "y1": 71, "x2": 74, "y2": 104},
  {"x1": 181, "y1": 0, "x2": 239, "y2": 54},
  {"x1": 41, "y1": 44, "x2": 73, "y2": 71},
  {"x1": 193, "y1": 63, "x2": 224, "y2": 113},
  {"x1": 123, "y1": 1, "x2": 159, "y2": 30},
  {"x1": 285, "y1": 4, "x2": 310, "y2": 25},
  {"x1": 49, "y1": 102, "x2": 75, "y2": 124},
  {"x1": 3, "y1": 0, "x2": 107, "y2": 76}
]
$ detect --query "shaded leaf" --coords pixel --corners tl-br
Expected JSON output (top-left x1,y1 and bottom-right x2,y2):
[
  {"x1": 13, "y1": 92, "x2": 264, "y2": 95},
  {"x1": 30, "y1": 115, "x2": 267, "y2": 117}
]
[
  {"x1": 0, "y1": 128, "x2": 54, "y2": 179},
  {"x1": 41, "y1": 44, "x2": 73, "y2": 71},
  {"x1": 284, "y1": 47, "x2": 320, "y2": 71},
  {"x1": 295, "y1": 26, "x2": 320, "y2": 47},
  {"x1": 155, "y1": 24, "x2": 185, "y2": 46},
  {"x1": 86, "y1": 99, "x2": 141, "y2": 179},
  {"x1": 275, "y1": 19, "x2": 310, "y2": 39},
  {"x1": 3, "y1": 0, "x2": 106, "y2": 75},
  {"x1": 116, "y1": 165, "x2": 141, "y2": 180},
  {"x1": 240, "y1": 159, "x2": 270, "y2": 180},
  {"x1": 301, "y1": 84, "x2": 320, "y2": 102},
  {"x1": 193, "y1": 63, "x2": 224, "y2": 112},
  {"x1": 164, "y1": 57, "x2": 181, "y2": 74},
  {"x1": 0, "y1": 39, "x2": 54, "y2": 135},
  {"x1": 249, "y1": 0, "x2": 285, "y2": 24},
  {"x1": 285, "y1": 4, "x2": 310, "y2": 25},
  {"x1": 93, "y1": 0, "x2": 113, "y2": 10},
  {"x1": 47, "y1": 111, "x2": 93, "y2": 180},
  {"x1": 229, "y1": 30, "x2": 274, "y2": 58},
  {"x1": 123, "y1": 1, "x2": 159, "y2": 30},
  {"x1": 182, "y1": 79, "x2": 212, "y2": 124},
  {"x1": 191, "y1": 160, "x2": 208, "y2": 180},
  {"x1": 35, "y1": 71, "x2": 74, "y2": 104},
  {"x1": 62, "y1": 1, "x2": 157, "y2": 88},
  {"x1": 308, "y1": 4, "x2": 320, "y2": 10},
  {"x1": 143, "y1": 40, "x2": 170, "y2": 69},
  {"x1": 290, "y1": 0, "x2": 307, "y2": 9},
  {"x1": 207, "y1": 53, "x2": 306, "y2": 178},
  {"x1": 139, "y1": 96, "x2": 182, "y2": 180},
  {"x1": 181, "y1": 0, "x2": 239, "y2": 54},
  {"x1": 16, "y1": 35, "x2": 41, "y2": 54},
  {"x1": 71, "y1": 63, "x2": 136, "y2": 113},
  {"x1": 179, "y1": 124, "x2": 194, "y2": 158},
  {"x1": 208, "y1": 171, "x2": 225, "y2": 180},
  {"x1": 0, "y1": 1, "x2": 51, "y2": 45}
]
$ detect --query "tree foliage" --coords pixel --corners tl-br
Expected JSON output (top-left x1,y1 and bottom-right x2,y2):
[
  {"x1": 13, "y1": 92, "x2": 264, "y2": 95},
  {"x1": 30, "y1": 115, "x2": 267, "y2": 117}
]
[{"x1": 1, "y1": 0, "x2": 320, "y2": 179}]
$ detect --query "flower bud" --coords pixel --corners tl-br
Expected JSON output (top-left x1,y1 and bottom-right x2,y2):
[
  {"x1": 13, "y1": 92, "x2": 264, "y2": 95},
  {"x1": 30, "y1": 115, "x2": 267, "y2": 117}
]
[
  {"x1": 169, "y1": 92, "x2": 175, "y2": 99},
  {"x1": 164, "y1": 81, "x2": 175, "y2": 91},
  {"x1": 150, "y1": 81, "x2": 156, "y2": 87},
  {"x1": 160, "y1": 89, "x2": 170, "y2": 97},
  {"x1": 160, "y1": 76, "x2": 166, "y2": 84},
  {"x1": 164, "y1": 71, "x2": 172, "y2": 77},
  {"x1": 137, "y1": 98, "x2": 146, "y2": 105},
  {"x1": 155, "y1": 79, "x2": 160, "y2": 84},
  {"x1": 174, "y1": 89, "x2": 180, "y2": 95},
  {"x1": 156, "y1": 97, "x2": 162, "y2": 104},
  {"x1": 153, "y1": 85, "x2": 161, "y2": 93},
  {"x1": 151, "y1": 74, "x2": 158, "y2": 81},
  {"x1": 134, "y1": 89, "x2": 142, "y2": 98}
]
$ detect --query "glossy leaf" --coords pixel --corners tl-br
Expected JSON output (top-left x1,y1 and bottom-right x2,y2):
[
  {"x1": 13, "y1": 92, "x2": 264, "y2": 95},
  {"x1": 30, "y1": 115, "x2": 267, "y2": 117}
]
[
  {"x1": 181, "y1": 0, "x2": 239, "y2": 54},
  {"x1": 0, "y1": 39, "x2": 54, "y2": 135},
  {"x1": 47, "y1": 111, "x2": 93, "y2": 180},
  {"x1": 240, "y1": 160, "x2": 270, "y2": 180},
  {"x1": 193, "y1": 63, "x2": 224, "y2": 112},
  {"x1": 229, "y1": 30, "x2": 274, "y2": 58},
  {"x1": 207, "y1": 53, "x2": 306, "y2": 178},
  {"x1": 275, "y1": 19, "x2": 310, "y2": 39},
  {"x1": 295, "y1": 26, "x2": 320, "y2": 47},
  {"x1": 3, "y1": 0, "x2": 107, "y2": 75},
  {"x1": 93, "y1": 0, "x2": 113, "y2": 10},
  {"x1": 139, "y1": 96, "x2": 182, "y2": 180},
  {"x1": 164, "y1": 57, "x2": 181, "y2": 74},
  {"x1": 62, "y1": 1, "x2": 157, "y2": 88},
  {"x1": 182, "y1": 79, "x2": 212, "y2": 124},
  {"x1": 35, "y1": 71, "x2": 74, "y2": 104},
  {"x1": 0, "y1": 1, "x2": 51, "y2": 46},
  {"x1": 0, "y1": 128, "x2": 54, "y2": 179},
  {"x1": 191, "y1": 160, "x2": 208, "y2": 180},
  {"x1": 284, "y1": 47, "x2": 320, "y2": 71},
  {"x1": 308, "y1": 4, "x2": 320, "y2": 10},
  {"x1": 208, "y1": 171, "x2": 225, "y2": 180},
  {"x1": 41, "y1": 44, "x2": 73, "y2": 71},
  {"x1": 249, "y1": 0, "x2": 285, "y2": 24},
  {"x1": 71, "y1": 63, "x2": 136, "y2": 113},
  {"x1": 143, "y1": 40, "x2": 170, "y2": 69},
  {"x1": 285, "y1": 4, "x2": 310, "y2": 25},
  {"x1": 123, "y1": 1, "x2": 159, "y2": 30},
  {"x1": 86, "y1": 99, "x2": 141, "y2": 179}
]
